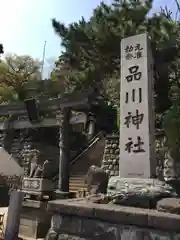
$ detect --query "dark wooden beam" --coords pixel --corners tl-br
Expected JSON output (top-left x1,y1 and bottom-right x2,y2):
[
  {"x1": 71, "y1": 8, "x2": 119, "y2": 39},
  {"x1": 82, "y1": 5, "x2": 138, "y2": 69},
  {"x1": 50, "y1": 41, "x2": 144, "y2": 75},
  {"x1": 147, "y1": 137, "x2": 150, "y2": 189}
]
[{"x1": 0, "y1": 88, "x2": 97, "y2": 115}]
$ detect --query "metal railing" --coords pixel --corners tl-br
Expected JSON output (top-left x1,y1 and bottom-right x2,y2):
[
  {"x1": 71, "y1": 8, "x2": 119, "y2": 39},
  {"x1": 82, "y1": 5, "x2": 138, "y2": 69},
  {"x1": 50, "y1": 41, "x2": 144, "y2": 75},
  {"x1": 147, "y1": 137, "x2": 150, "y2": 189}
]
[{"x1": 70, "y1": 132, "x2": 103, "y2": 166}]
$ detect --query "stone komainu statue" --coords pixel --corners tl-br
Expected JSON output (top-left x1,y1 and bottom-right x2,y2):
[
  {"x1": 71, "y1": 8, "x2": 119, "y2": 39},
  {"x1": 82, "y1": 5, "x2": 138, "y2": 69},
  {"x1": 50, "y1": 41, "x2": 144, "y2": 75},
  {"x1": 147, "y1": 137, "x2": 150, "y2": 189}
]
[
  {"x1": 29, "y1": 149, "x2": 40, "y2": 178},
  {"x1": 29, "y1": 149, "x2": 53, "y2": 179},
  {"x1": 85, "y1": 165, "x2": 108, "y2": 195}
]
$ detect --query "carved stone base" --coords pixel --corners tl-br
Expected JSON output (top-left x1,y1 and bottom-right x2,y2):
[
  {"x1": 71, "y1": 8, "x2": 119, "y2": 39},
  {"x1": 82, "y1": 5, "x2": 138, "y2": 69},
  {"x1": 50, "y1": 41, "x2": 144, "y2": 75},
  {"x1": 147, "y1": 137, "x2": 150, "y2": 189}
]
[
  {"x1": 22, "y1": 177, "x2": 54, "y2": 192},
  {"x1": 107, "y1": 177, "x2": 177, "y2": 208},
  {"x1": 19, "y1": 200, "x2": 52, "y2": 240},
  {"x1": 21, "y1": 177, "x2": 54, "y2": 200}
]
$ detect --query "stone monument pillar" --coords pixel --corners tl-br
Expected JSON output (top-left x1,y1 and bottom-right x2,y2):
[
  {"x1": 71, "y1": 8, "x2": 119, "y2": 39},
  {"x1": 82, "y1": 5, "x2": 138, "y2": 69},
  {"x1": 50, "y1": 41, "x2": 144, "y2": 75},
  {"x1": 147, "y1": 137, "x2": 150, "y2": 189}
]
[
  {"x1": 119, "y1": 32, "x2": 156, "y2": 178},
  {"x1": 57, "y1": 107, "x2": 71, "y2": 193}
]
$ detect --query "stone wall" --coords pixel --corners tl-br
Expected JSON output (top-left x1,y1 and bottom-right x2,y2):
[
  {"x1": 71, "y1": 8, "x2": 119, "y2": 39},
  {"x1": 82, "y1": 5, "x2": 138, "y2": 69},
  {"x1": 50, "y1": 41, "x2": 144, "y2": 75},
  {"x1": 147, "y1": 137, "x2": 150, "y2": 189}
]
[
  {"x1": 0, "y1": 130, "x2": 7, "y2": 148},
  {"x1": 0, "y1": 129, "x2": 33, "y2": 166},
  {"x1": 101, "y1": 134, "x2": 119, "y2": 177},
  {"x1": 47, "y1": 199, "x2": 180, "y2": 240},
  {"x1": 0, "y1": 131, "x2": 12, "y2": 206},
  {"x1": 0, "y1": 127, "x2": 89, "y2": 177},
  {"x1": 0, "y1": 129, "x2": 60, "y2": 175},
  {"x1": 102, "y1": 132, "x2": 166, "y2": 179},
  {"x1": 9, "y1": 131, "x2": 24, "y2": 165}
]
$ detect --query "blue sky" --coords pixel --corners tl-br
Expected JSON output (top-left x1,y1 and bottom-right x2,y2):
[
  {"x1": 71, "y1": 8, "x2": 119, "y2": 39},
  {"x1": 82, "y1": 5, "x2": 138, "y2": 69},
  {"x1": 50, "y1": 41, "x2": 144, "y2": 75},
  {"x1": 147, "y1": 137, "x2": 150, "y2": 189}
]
[{"x1": 0, "y1": 0, "x2": 177, "y2": 77}]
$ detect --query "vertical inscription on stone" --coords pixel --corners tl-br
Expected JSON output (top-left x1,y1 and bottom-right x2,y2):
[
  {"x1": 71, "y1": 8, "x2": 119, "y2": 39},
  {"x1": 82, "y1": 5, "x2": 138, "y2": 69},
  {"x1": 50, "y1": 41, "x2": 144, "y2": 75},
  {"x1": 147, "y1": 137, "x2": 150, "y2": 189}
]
[{"x1": 120, "y1": 33, "x2": 156, "y2": 178}]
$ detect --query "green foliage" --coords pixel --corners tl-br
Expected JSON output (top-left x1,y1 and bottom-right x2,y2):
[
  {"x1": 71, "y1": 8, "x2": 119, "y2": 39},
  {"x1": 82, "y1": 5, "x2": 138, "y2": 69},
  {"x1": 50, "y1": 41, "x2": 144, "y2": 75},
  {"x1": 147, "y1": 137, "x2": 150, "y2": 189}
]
[
  {"x1": 0, "y1": 84, "x2": 17, "y2": 102},
  {"x1": 24, "y1": 79, "x2": 65, "y2": 100},
  {"x1": 0, "y1": 54, "x2": 41, "y2": 102},
  {"x1": 52, "y1": 0, "x2": 180, "y2": 115},
  {"x1": 91, "y1": 99, "x2": 118, "y2": 133},
  {"x1": 163, "y1": 105, "x2": 180, "y2": 150}
]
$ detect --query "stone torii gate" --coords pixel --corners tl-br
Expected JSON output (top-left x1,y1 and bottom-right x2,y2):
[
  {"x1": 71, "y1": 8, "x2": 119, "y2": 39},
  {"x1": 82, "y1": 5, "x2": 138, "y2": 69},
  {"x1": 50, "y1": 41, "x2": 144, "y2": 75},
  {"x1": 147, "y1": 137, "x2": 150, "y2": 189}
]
[{"x1": 0, "y1": 88, "x2": 98, "y2": 195}]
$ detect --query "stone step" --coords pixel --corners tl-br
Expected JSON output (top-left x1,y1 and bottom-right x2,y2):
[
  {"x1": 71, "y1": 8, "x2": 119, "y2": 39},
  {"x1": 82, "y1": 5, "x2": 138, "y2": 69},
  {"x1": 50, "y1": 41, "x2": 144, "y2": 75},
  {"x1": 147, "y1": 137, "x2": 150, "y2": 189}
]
[
  {"x1": 69, "y1": 185, "x2": 87, "y2": 192},
  {"x1": 70, "y1": 186, "x2": 87, "y2": 192},
  {"x1": 69, "y1": 183, "x2": 85, "y2": 187},
  {"x1": 70, "y1": 175, "x2": 86, "y2": 180},
  {"x1": 70, "y1": 173, "x2": 86, "y2": 177},
  {"x1": 69, "y1": 179, "x2": 86, "y2": 185},
  {"x1": 69, "y1": 174, "x2": 87, "y2": 193},
  {"x1": 70, "y1": 187, "x2": 85, "y2": 191},
  {"x1": 69, "y1": 183, "x2": 86, "y2": 188},
  {"x1": 69, "y1": 183, "x2": 86, "y2": 187},
  {"x1": 69, "y1": 177, "x2": 85, "y2": 181}
]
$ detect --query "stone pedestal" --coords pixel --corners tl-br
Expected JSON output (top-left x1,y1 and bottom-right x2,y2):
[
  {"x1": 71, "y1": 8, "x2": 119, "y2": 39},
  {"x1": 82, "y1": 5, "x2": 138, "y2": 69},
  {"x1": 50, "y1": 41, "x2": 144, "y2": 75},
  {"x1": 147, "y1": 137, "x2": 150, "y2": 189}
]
[
  {"x1": 21, "y1": 177, "x2": 54, "y2": 200},
  {"x1": 107, "y1": 176, "x2": 177, "y2": 209},
  {"x1": 19, "y1": 200, "x2": 52, "y2": 240}
]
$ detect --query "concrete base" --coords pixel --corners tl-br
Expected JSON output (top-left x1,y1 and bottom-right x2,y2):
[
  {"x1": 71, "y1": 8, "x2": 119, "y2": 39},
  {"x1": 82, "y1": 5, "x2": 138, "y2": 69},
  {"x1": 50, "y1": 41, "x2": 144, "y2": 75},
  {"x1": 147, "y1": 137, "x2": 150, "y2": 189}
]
[{"x1": 19, "y1": 200, "x2": 52, "y2": 240}]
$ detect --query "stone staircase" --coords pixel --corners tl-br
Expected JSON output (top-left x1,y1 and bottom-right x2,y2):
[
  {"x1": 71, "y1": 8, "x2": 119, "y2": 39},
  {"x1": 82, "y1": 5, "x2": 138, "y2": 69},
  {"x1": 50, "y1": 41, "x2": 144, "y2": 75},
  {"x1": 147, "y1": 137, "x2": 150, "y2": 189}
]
[
  {"x1": 69, "y1": 133, "x2": 105, "y2": 195},
  {"x1": 69, "y1": 174, "x2": 87, "y2": 194}
]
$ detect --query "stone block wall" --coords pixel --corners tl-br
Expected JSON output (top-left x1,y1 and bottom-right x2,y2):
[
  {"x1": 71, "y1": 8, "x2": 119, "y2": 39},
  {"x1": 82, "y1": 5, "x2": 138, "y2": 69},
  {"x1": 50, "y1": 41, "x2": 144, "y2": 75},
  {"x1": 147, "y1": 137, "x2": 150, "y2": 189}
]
[
  {"x1": 102, "y1": 132, "x2": 167, "y2": 179},
  {"x1": 0, "y1": 131, "x2": 13, "y2": 206},
  {"x1": 47, "y1": 199, "x2": 180, "y2": 240},
  {"x1": 0, "y1": 129, "x2": 33, "y2": 165},
  {"x1": 0, "y1": 130, "x2": 7, "y2": 148},
  {"x1": 0, "y1": 129, "x2": 60, "y2": 176},
  {"x1": 101, "y1": 134, "x2": 119, "y2": 177}
]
